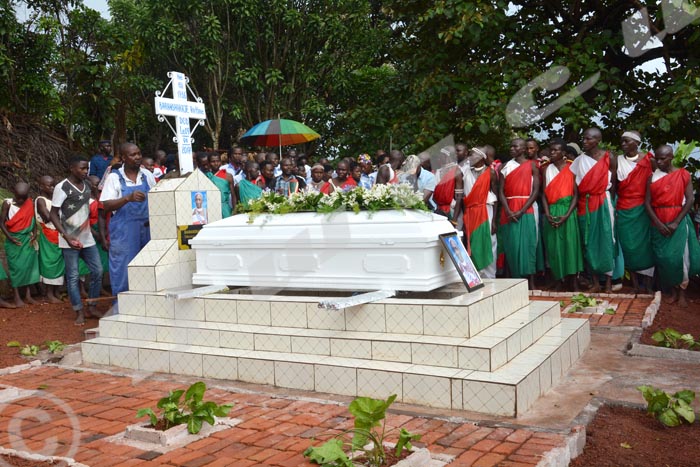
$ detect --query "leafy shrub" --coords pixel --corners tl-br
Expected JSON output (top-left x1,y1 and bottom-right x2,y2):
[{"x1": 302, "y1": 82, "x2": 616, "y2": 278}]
[
  {"x1": 137, "y1": 381, "x2": 233, "y2": 434},
  {"x1": 651, "y1": 328, "x2": 699, "y2": 350},
  {"x1": 637, "y1": 385, "x2": 696, "y2": 427},
  {"x1": 304, "y1": 394, "x2": 421, "y2": 467}
]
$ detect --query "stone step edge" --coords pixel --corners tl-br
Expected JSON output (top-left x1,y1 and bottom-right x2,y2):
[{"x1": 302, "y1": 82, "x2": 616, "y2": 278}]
[{"x1": 98, "y1": 301, "x2": 561, "y2": 372}]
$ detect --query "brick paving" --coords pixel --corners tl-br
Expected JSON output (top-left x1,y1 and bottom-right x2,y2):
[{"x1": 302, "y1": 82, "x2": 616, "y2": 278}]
[
  {"x1": 0, "y1": 366, "x2": 568, "y2": 466},
  {"x1": 530, "y1": 293, "x2": 653, "y2": 327}
]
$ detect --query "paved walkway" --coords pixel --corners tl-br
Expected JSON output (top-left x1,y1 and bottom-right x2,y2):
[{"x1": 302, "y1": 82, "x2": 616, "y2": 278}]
[{"x1": 0, "y1": 366, "x2": 567, "y2": 467}]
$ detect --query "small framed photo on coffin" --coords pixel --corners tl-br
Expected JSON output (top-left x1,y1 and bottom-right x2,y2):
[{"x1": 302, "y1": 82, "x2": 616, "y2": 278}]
[{"x1": 439, "y1": 232, "x2": 484, "y2": 292}]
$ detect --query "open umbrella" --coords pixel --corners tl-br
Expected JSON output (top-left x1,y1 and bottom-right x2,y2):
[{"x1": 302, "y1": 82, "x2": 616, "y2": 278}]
[{"x1": 240, "y1": 118, "x2": 320, "y2": 156}]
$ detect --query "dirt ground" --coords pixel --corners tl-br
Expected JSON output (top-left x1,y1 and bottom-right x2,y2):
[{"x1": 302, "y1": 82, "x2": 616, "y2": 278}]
[
  {"x1": 570, "y1": 404, "x2": 700, "y2": 467},
  {"x1": 0, "y1": 296, "x2": 111, "y2": 368},
  {"x1": 641, "y1": 284, "x2": 700, "y2": 349}
]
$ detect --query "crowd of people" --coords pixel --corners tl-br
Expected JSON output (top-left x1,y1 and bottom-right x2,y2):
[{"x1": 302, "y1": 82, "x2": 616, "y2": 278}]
[{"x1": 1, "y1": 128, "x2": 698, "y2": 322}]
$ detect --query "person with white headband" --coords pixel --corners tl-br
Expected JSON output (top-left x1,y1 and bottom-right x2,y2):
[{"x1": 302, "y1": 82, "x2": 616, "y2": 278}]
[
  {"x1": 616, "y1": 130, "x2": 655, "y2": 292},
  {"x1": 454, "y1": 146, "x2": 499, "y2": 278}
]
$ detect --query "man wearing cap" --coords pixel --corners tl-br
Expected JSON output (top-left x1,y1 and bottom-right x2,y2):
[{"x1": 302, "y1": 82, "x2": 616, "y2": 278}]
[
  {"x1": 89, "y1": 140, "x2": 113, "y2": 180},
  {"x1": 616, "y1": 131, "x2": 655, "y2": 292}
]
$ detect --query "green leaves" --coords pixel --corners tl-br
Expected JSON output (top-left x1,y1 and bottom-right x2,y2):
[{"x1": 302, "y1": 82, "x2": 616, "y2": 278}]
[
  {"x1": 651, "y1": 328, "x2": 699, "y2": 350},
  {"x1": 396, "y1": 428, "x2": 421, "y2": 457},
  {"x1": 137, "y1": 382, "x2": 234, "y2": 434},
  {"x1": 303, "y1": 439, "x2": 353, "y2": 467},
  {"x1": 637, "y1": 385, "x2": 696, "y2": 427}
]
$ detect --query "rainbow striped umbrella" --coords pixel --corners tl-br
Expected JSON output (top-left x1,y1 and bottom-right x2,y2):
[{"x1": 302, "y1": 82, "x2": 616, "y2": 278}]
[{"x1": 240, "y1": 119, "x2": 320, "y2": 152}]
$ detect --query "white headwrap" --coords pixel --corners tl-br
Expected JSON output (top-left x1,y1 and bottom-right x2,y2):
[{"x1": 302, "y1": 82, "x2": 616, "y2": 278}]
[
  {"x1": 470, "y1": 147, "x2": 487, "y2": 160},
  {"x1": 621, "y1": 131, "x2": 641, "y2": 143}
]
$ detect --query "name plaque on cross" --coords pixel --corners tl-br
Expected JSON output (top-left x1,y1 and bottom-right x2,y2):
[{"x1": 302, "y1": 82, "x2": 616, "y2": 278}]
[{"x1": 154, "y1": 71, "x2": 207, "y2": 174}]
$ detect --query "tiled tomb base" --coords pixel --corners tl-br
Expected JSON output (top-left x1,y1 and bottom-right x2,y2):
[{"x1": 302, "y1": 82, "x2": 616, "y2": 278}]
[{"x1": 82, "y1": 279, "x2": 590, "y2": 417}]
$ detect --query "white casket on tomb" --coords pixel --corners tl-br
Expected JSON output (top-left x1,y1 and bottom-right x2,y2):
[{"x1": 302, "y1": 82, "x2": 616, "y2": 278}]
[{"x1": 190, "y1": 210, "x2": 460, "y2": 291}]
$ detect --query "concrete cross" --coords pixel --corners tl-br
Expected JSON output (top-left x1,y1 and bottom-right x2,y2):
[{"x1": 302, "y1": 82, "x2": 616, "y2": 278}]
[{"x1": 154, "y1": 71, "x2": 207, "y2": 174}]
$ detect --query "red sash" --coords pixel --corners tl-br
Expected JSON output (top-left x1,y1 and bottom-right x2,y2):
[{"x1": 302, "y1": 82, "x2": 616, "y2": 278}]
[
  {"x1": 500, "y1": 161, "x2": 535, "y2": 224},
  {"x1": 544, "y1": 164, "x2": 575, "y2": 205},
  {"x1": 321, "y1": 178, "x2": 357, "y2": 194},
  {"x1": 41, "y1": 223, "x2": 59, "y2": 244},
  {"x1": 6, "y1": 198, "x2": 34, "y2": 233},
  {"x1": 215, "y1": 169, "x2": 228, "y2": 180},
  {"x1": 462, "y1": 170, "x2": 490, "y2": 255},
  {"x1": 617, "y1": 153, "x2": 652, "y2": 210},
  {"x1": 433, "y1": 167, "x2": 457, "y2": 212},
  {"x1": 576, "y1": 152, "x2": 609, "y2": 216},
  {"x1": 651, "y1": 169, "x2": 690, "y2": 223}
]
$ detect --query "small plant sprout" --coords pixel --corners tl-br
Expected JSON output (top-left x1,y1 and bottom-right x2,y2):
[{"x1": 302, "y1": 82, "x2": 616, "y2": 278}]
[
  {"x1": 136, "y1": 381, "x2": 233, "y2": 434},
  {"x1": 45, "y1": 340, "x2": 66, "y2": 353},
  {"x1": 19, "y1": 345, "x2": 40, "y2": 356},
  {"x1": 651, "y1": 328, "x2": 699, "y2": 350},
  {"x1": 569, "y1": 293, "x2": 599, "y2": 312},
  {"x1": 304, "y1": 394, "x2": 421, "y2": 467},
  {"x1": 637, "y1": 385, "x2": 696, "y2": 427}
]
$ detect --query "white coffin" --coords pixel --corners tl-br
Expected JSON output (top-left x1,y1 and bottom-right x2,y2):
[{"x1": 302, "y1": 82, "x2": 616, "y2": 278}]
[{"x1": 190, "y1": 210, "x2": 460, "y2": 291}]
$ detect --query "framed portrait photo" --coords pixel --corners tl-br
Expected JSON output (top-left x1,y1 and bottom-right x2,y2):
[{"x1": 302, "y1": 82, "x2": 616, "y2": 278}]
[{"x1": 439, "y1": 232, "x2": 484, "y2": 292}]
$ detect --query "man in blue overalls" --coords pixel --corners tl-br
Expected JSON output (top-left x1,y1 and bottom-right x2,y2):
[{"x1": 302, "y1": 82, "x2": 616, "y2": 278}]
[{"x1": 100, "y1": 143, "x2": 156, "y2": 303}]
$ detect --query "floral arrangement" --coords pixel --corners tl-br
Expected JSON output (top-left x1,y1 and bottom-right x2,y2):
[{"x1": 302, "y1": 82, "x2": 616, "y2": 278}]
[{"x1": 239, "y1": 184, "x2": 428, "y2": 219}]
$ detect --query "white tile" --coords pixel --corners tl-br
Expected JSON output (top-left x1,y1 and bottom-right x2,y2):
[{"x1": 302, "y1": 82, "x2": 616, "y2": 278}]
[
  {"x1": 271, "y1": 301, "x2": 307, "y2": 328},
  {"x1": 238, "y1": 358, "x2": 274, "y2": 385},
  {"x1": 291, "y1": 336, "x2": 330, "y2": 356},
  {"x1": 385, "y1": 304, "x2": 423, "y2": 334},
  {"x1": 315, "y1": 365, "x2": 357, "y2": 396},
  {"x1": 117, "y1": 293, "x2": 146, "y2": 316},
  {"x1": 550, "y1": 348, "x2": 563, "y2": 386},
  {"x1": 345, "y1": 304, "x2": 386, "y2": 332},
  {"x1": 110, "y1": 346, "x2": 139, "y2": 369},
  {"x1": 506, "y1": 332, "x2": 522, "y2": 361},
  {"x1": 451, "y1": 378, "x2": 463, "y2": 409},
  {"x1": 127, "y1": 323, "x2": 157, "y2": 341},
  {"x1": 139, "y1": 348, "x2": 170, "y2": 372},
  {"x1": 128, "y1": 267, "x2": 156, "y2": 292},
  {"x1": 179, "y1": 261, "x2": 195, "y2": 286},
  {"x1": 175, "y1": 298, "x2": 205, "y2": 321},
  {"x1": 81, "y1": 342, "x2": 109, "y2": 365},
  {"x1": 149, "y1": 215, "x2": 175, "y2": 240},
  {"x1": 520, "y1": 323, "x2": 534, "y2": 350},
  {"x1": 100, "y1": 320, "x2": 127, "y2": 339},
  {"x1": 372, "y1": 341, "x2": 412, "y2": 363},
  {"x1": 307, "y1": 303, "x2": 345, "y2": 331},
  {"x1": 468, "y1": 296, "x2": 494, "y2": 337},
  {"x1": 490, "y1": 341, "x2": 509, "y2": 369},
  {"x1": 220, "y1": 331, "x2": 255, "y2": 350},
  {"x1": 237, "y1": 300, "x2": 271, "y2": 326},
  {"x1": 205, "y1": 299, "x2": 237, "y2": 323},
  {"x1": 569, "y1": 334, "x2": 580, "y2": 361},
  {"x1": 423, "y1": 305, "x2": 469, "y2": 338},
  {"x1": 148, "y1": 191, "x2": 175, "y2": 216},
  {"x1": 560, "y1": 340, "x2": 572, "y2": 370},
  {"x1": 145, "y1": 295, "x2": 174, "y2": 319},
  {"x1": 275, "y1": 361, "x2": 314, "y2": 390},
  {"x1": 403, "y1": 373, "x2": 451, "y2": 409},
  {"x1": 203, "y1": 355, "x2": 237, "y2": 380},
  {"x1": 357, "y1": 369, "x2": 402, "y2": 400},
  {"x1": 491, "y1": 284, "x2": 520, "y2": 321},
  {"x1": 462, "y1": 381, "x2": 515, "y2": 416},
  {"x1": 331, "y1": 338, "x2": 371, "y2": 359},
  {"x1": 457, "y1": 347, "x2": 491, "y2": 371},
  {"x1": 155, "y1": 264, "x2": 181, "y2": 291},
  {"x1": 255, "y1": 334, "x2": 291, "y2": 352},
  {"x1": 169, "y1": 351, "x2": 203, "y2": 376},
  {"x1": 577, "y1": 324, "x2": 591, "y2": 355},
  {"x1": 188, "y1": 328, "x2": 220, "y2": 347},
  {"x1": 516, "y1": 370, "x2": 540, "y2": 415},
  {"x1": 156, "y1": 326, "x2": 188, "y2": 344},
  {"x1": 411, "y1": 343, "x2": 457, "y2": 367},
  {"x1": 538, "y1": 358, "x2": 552, "y2": 396}
]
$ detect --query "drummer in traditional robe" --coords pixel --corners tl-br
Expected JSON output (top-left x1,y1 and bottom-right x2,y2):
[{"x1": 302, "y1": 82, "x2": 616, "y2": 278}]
[
  {"x1": 455, "y1": 147, "x2": 498, "y2": 278},
  {"x1": 616, "y1": 131, "x2": 655, "y2": 292},
  {"x1": 498, "y1": 138, "x2": 541, "y2": 289},
  {"x1": 35, "y1": 175, "x2": 65, "y2": 303},
  {"x1": 0, "y1": 182, "x2": 40, "y2": 307},
  {"x1": 569, "y1": 128, "x2": 618, "y2": 293},
  {"x1": 541, "y1": 139, "x2": 583, "y2": 291},
  {"x1": 645, "y1": 145, "x2": 700, "y2": 307}
]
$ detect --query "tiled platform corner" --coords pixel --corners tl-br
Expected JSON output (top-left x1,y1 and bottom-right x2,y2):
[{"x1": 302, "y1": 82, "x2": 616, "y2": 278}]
[{"x1": 83, "y1": 279, "x2": 590, "y2": 417}]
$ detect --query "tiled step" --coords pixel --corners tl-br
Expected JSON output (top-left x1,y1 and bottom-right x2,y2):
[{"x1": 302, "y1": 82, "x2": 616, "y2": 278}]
[
  {"x1": 114, "y1": 278, "x2": 529, "y2": 339},
  {"x1": 98, "y1": 300, "x2": 560, "y2": 372},
  {"x1": 82, "y1": 318, "x2": 589, "y2": 416}
]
